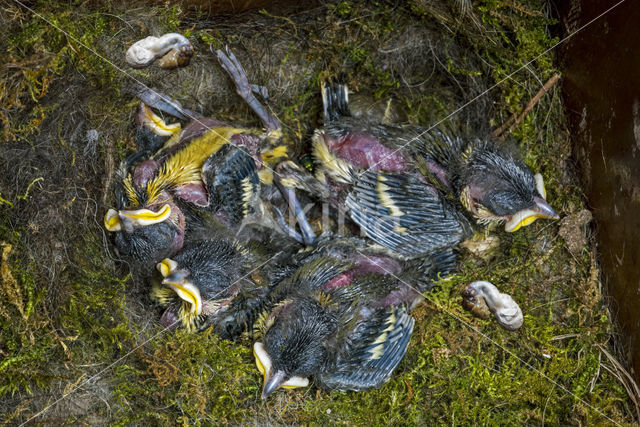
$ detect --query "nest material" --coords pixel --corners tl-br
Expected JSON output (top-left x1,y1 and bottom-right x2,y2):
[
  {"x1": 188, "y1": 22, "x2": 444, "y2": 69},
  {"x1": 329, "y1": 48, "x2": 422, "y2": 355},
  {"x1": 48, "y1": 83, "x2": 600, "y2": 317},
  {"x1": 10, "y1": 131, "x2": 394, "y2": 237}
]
[{"x1": 0, "y1": 0, "x2": 638, "y2": 424}]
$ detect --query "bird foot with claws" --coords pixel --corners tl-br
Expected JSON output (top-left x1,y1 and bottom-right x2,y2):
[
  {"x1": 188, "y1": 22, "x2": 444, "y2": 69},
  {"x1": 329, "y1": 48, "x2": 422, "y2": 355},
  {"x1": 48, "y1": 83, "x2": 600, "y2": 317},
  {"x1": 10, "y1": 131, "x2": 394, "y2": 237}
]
[{"x1": 214, "y1": 46, "x2": 281, "y2": 132}]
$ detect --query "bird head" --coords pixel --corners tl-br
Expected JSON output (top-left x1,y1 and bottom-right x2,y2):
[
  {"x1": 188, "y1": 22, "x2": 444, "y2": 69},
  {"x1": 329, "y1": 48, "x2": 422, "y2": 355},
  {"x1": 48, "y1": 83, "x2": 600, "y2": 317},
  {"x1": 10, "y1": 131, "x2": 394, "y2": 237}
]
[
  {"x1": 254, "y1": 300, "x2": 334, "y2": 398},
  {"x1": 253, "y1": 341, "x2": 311, "y2": 399},
  {"x1": 460, "y1": 144, "x2": 559, "y2": 232},
  {"x1": 153, "y1": 258, "x2": 203, "y2": 332},
  {"x1": 133, "y1": 103, "x2": 181, "y2": 154},
  {"x1": 105, "y1": 203, "x2": 184, "y2": 265}
]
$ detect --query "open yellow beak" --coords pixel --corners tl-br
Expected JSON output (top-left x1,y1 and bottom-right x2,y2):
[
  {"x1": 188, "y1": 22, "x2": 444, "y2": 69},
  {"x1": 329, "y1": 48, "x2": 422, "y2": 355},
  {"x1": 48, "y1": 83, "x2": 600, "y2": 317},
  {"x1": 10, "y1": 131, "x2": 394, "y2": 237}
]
[
  {"x1": 138, "y1": 103, "x2": 181, "y2": 136},
  {"x1": 104, "y1": 209, "x2": 123, "y2": 231},
  {"x1": 253, "y1": 342, "x2": 309, "y2": 399},
  {"x1": 505, "y1": 200, "x2": 559, "y2": 232},
  {"x1": 162, "y1": 275, "x2": 202, "y2": 316},
  {"x1": 254, "y1": 341, "x2": 269, "y2": 378},
  {"x1": 156, "y1": 258, "x2": 179, "y2": 278},
  {"x1": 104, "y1": 204, "x2": 172, "y2": 232},
  {"x1": 504, "y1": 174, "x2": 559, "y2": 232}
]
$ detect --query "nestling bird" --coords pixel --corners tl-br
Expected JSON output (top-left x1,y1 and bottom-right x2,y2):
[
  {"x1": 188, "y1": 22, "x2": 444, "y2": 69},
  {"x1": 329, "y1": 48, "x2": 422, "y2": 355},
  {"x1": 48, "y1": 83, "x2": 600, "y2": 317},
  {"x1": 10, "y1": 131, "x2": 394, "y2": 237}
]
[
  {"x1": 105, "y1": 47, "x2": 315, "y2": 266},
  {"x1": 309, "y1": 82, "x2": 558, "y2": 258},
  {"x1": 150, "y1": 236, "x2": 277, "y2": 338},
  {"x1": 308, "y1": 82, "x2": 472, "y2": 259},
  {"x1": 104, "y1": 110, "x2": 262, "y2": 266},
  {"x1": 410, "y1": 125, "x2": 559, "y2": 232},
  {"x1": 252, "y1": 237, "x2": 453, "y2": 398}
]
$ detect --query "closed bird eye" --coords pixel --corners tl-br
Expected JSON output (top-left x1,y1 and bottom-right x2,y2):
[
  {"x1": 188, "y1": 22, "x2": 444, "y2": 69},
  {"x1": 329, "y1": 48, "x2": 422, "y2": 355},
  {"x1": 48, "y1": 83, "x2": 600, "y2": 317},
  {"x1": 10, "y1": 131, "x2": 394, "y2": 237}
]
[{"x1": 483, "y1": 191, "x2": 524, "y2": 216}]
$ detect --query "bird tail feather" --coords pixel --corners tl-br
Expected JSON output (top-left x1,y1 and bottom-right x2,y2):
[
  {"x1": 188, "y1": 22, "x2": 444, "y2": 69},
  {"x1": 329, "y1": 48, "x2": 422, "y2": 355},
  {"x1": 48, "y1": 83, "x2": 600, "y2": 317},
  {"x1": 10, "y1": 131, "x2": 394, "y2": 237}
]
[{"x1": 321, "y1": 80, "x2": 351, "y2": 122}]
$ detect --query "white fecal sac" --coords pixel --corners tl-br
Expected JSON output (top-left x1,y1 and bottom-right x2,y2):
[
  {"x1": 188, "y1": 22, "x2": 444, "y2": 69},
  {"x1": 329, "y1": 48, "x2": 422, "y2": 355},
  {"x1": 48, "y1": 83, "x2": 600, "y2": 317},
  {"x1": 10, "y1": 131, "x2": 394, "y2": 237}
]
[
  {"x1": 462, "y1": 280, "x2": 524, "y2": 331},
  {"x1": 126, "y1": 33, "x2": 192, "y2": 68}
]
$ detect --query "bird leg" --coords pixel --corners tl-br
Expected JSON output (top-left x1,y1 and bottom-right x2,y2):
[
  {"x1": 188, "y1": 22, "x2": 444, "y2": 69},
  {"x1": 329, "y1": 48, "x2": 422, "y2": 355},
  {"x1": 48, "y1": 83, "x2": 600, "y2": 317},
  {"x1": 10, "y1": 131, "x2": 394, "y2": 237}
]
[
  {"x1": 273, "y1": 177, "x2": 317, "y2": 246},
  {"x1": 250, "y1": 84, "x2": 269, "y2": 100},
  {"x1": 272, "y1": 205, "x2": 304, "y2": 244},
  {"x1": 214, "y1": 46, "x2": 281, "y2": 132}
]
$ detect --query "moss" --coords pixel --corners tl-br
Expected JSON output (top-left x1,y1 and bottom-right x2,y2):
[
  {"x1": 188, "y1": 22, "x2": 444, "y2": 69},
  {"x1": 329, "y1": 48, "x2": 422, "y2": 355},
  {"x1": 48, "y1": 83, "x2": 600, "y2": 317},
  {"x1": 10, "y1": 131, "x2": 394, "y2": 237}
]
[
  {"x1": 0, "y1": 223, "x2": 61, "y2": 398},
  {"x1": 1, "y1": 5, "x2": 122, "y2": 143},
  {"x1": 160, "y1": 4, "x2": 186, "y2": 33}
]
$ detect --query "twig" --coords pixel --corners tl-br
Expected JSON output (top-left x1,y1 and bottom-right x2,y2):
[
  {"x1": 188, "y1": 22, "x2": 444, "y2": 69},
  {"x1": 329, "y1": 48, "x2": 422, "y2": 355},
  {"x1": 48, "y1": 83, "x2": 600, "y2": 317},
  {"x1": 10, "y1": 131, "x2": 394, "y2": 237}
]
[
  {"x1": 491, "y1": 112, "x2": 518, "y2": 138},
  {"x1": 492, "y1": 73, "x2": 561, "y2": 140},
  {"x1": 102, "y1": 134, "x2": 115, "y2": 206}
]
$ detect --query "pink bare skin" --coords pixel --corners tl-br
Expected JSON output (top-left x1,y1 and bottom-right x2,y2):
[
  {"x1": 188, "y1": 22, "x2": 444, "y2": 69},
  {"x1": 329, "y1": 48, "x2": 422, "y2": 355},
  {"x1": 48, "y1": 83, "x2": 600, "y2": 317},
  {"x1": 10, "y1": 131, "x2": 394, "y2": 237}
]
[
  {"x1": 173, "y1": 183, "x2": 208, "y2": 207},
  {"x1": 132, "y1": 159, "x2": 159, "y2": 189},
  {"x1": 322, "y1": 255, "x2": 403, "y2": 292},
  {"x1": 327, "y1": 132, "x2": 408, "y2": 172}
]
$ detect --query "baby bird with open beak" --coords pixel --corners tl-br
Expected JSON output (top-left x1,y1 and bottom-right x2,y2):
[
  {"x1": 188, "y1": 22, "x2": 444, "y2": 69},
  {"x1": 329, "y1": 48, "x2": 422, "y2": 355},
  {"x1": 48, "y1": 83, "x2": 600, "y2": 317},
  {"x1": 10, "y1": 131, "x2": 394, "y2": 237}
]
[
  {"x1": 105, "y1": 47, "x2": 312, "y2": 267},
  {"x1": 411, "y1": 126, "x2": 559, "y2": 232},
  {"x1": 151, "y1": 237, "x2": 274, "y2": 338}
]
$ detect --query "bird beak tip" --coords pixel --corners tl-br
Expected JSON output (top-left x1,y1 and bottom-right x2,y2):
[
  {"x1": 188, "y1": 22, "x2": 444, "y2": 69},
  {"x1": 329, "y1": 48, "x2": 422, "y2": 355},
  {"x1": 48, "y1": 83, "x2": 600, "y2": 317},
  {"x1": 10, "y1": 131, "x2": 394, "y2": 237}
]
[
  {"x1": 261, "y1": 370, "x2": 287, "y2": 400},
  {"x1": 104, "y1": 208, "x2": 122, "y2": 231},
  {"x1": 504, "y1": 199, "x2": 560, "y2": 232},
  {"x1": 534, "y1": 197, "x2": 559, "y2": 220}
]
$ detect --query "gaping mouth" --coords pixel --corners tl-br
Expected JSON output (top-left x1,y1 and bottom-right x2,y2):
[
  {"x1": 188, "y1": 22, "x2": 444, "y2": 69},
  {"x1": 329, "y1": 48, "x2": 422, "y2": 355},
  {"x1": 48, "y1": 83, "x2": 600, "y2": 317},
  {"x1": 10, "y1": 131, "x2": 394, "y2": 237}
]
[
  {"x1": 162, "y1": 275, "x2": 202, "y2": 316},
  {"x1": 138, "y1": 103, "x2": 181, "y2": 136},
  {"x1": 465, "y1": 173, "x2": 560, "y2": 232},
  {"x1": 104, "y1": 204, "x2": 172, "y2": 231},
  {"x1": 156, "y1": 258, "x2": 178, "y2": 278}
]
